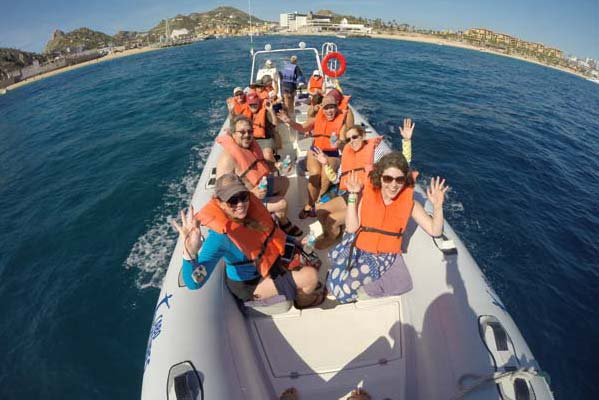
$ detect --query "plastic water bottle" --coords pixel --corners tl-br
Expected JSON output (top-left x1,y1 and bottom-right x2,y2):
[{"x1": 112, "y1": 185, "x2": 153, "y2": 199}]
[
  {"x1": 282, "y1": 154, "x2": 292, "y2": 175},
  {"x1": 330, "y1": 132, "x2": 338, "y2": 148},
  {"x1": 304, "y1": 231, "x2": 316, "y2": 254},
  {"x1": 259, "y1": 176, "x2": 268, "y2": 190}
]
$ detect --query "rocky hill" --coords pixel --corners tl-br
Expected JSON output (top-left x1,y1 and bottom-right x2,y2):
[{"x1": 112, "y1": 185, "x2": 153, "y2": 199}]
[
  {"x1": 41, "y1": 7, "x2": 267, "y2": 54},
  {"x1": 44, "y1": 28, "x2": 114, "y2": 54},
  {"x1": 0, "y1": 48, "x2": 47, "y2": 79},
  {"x1": 147, "y1": 6, "x2": 268, "y2": 40}
]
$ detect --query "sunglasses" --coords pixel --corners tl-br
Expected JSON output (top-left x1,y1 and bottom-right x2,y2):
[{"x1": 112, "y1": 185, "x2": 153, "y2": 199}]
[
  {"x1": 225, "y1": 191, "x2": 250, "y2": 207},
  {"x1": 381, "y1": 175, "x2": 406, "y2": 184},
  {"x1": 235, "y1": 129, "x2": 253, "y2": 135},
  {"x1": 349, "y1": 134, "x2": 363, "y2": 141},
  {"x1": 235, "y1": 92, "x2": 244, "y2": 96}
]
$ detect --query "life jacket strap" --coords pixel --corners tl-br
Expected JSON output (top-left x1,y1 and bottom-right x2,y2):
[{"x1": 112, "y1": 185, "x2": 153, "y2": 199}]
[
  {"x1": 345, "y1": 226, "x2": 403, "y2": 270},
  {"x1": 229, "y1": 224, "x2": 277, "y2": 267},
  {"x1": 239, "y1": 159, "x2": 260, "y2": 179},
  {"x1": 339, "y1": 167, "x2": 365, "y2": 178}
]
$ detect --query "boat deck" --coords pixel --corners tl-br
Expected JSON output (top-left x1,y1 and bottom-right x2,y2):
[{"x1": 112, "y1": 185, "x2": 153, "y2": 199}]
[{"x1": 245, "y1": 99, "x2": 408, "y2": 399}]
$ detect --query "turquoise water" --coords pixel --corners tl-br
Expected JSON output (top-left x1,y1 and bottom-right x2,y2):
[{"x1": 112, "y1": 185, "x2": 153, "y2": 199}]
[{"x1": 1, "y1": 36, "x2": 598, "y2": 399}]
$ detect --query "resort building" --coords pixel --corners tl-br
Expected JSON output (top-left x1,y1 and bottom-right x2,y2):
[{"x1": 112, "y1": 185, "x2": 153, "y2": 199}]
[
  {"x1": 280, "y1": 13, "x2": 308, "y2": 31},
  {"x1": 279, "y1": 11, "x2": 370, "y2": 34}
]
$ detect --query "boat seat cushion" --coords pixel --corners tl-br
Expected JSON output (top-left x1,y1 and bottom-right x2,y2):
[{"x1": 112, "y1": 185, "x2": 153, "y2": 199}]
[{"x1": 359, "y1": 255, "x2": 413, "y2": 300}]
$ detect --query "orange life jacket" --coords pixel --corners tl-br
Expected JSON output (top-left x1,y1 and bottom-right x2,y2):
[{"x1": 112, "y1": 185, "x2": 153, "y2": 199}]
[
  {"x1": 313, "y1": 108, "x2": 346, "y2": 151},
  {"x1": 339, "y1": 136, "x2": 382, "y2": 191},
  {"x1": 195, "y1": 195, "x2": 286, "y2": 278},
  {"x1": 228, "y1": 97, "x2": 250, "y2": 117},
  {"x1": 308, "y1": 76, "x2": 323, "y2": 94},
  {"x1": 355, "y1": 179, "x2": 415, "y2": 254},
  {"x1": 339, "y1": 95, "x2": 351, "y2": 111},
  {"x1": 216, "y1": 134, "x2": 270, "y2": 186},
  {"x1": 256, "y1": 87, "x2": 271, "y2": 100},
  {"x1": 251, "y1": 105, "x2": 268, "y2": 139}
]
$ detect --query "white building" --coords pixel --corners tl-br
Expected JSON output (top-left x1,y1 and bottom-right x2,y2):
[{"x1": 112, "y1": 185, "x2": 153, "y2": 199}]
[
  {"x1": 338, "y1": 18, "x2": 372, "y2": 34},
  {"x1": 280, "y1": 13, "x2": 308, "y2": 31},
  {"x1": 170, "y1": 28, "x2": 190, "y2": 40},
  {"x1": 280, "y1": 12, "x2": 371, "y2": 34}
]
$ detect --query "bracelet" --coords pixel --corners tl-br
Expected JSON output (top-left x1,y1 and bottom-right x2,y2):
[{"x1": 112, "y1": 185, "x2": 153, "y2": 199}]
[
  {"x1": 347, "y1": 197, "x2": 357, "y2": 204},
  {"x1": 348, "y1": 191, "x2": 360, "y2": 195}
]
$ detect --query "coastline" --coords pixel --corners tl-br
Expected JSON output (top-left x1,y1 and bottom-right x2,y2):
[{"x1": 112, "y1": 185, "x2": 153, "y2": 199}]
[
  {"x1": 282, "y1": 31, "x2": 590, "y2": 81},
  {"x1": 2, "y1": 33, "x2": 590, "y2": 94},
  {"x1": 3, "y1": 46, "x2": 162, "y2": 92}
]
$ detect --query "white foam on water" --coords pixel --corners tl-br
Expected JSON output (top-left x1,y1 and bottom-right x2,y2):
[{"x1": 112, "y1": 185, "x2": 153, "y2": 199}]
[
  {"x1": 125, "y1": 143, "x2": 212, "y2": 289},
  {"x1": 124, "y1": 102, "x2": 219, "y2": 290}
]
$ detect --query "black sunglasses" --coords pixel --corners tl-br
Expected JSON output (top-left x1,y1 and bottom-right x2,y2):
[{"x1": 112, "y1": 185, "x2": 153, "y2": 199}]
[
  {"x1": 235, "y1": 129, "x2": 254, "y2": 135},
  {"x1": 381, "y1": 175, "x2": 406, "y2": 184},
  {"x1": 349, "y1": 134, "x2": 363, "y2": 141},
  {"x1": 225, "y1": 191, "x2": 250, "y2": 206}
]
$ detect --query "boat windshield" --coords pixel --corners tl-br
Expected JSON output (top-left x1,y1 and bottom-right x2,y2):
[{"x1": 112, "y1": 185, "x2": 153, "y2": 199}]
[{"x1": 251, "y1": 46, "x2": 322, "y2": 84}]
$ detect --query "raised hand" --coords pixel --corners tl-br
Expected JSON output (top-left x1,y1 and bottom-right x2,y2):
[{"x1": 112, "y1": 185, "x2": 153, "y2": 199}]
[
  {"x1": 399, "y1": 118, "x2": 415, "y2": 140},
  {"x1": 226, "y1": 98, "x2": 235, "y2": 113},
  {"x1": 277, "y1": 110, "x2": 291, "y2": 124},
  {"x1": 346, "y1": 170, "x2": 364, "y2": 194},
  {"x1": 311, "y1": 147, "x2": 328, "y2": 165},
  {"x1": 171, "y1": 205, "x2": 202, "y2": 260},
  {"x1": 426, "y1": 176, "x2": 448, "y2": 208}
]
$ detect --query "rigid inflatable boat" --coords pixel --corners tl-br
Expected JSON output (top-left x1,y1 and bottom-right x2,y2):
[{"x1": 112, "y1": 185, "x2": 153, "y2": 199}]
[{"x1": 141, "y1": 42, "x2": 554, "y2": 400}]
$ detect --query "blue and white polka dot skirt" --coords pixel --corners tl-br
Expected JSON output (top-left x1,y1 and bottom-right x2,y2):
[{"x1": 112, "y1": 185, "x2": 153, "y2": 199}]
[{"x1": 326, "y1": 232, "x2": 398, "y2": 303}]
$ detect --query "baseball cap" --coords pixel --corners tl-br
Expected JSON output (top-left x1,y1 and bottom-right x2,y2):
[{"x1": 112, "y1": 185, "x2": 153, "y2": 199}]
[
  {"x1": 214, "y1": 174, "x2": 248, "y2": 202},
  {"x1": 321, "y1": 95, "x2": 337, "y2": 107}
]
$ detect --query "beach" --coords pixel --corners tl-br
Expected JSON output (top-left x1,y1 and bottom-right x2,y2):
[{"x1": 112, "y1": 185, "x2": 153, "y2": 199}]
[
  {"x1": 3, "y1": 46, "x2": 161, "y2": 92},
  {"x1": 370, "y1": 32, "x2": 589, "y2": 80}
]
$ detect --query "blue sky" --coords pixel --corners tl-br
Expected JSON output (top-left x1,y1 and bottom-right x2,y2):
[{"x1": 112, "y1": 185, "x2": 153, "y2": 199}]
[{"x1": 1, "y1": 0, "x2": 597, "y2": 58}]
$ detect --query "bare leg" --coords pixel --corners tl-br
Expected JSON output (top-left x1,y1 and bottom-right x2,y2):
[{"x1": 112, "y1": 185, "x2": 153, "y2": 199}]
[
  {"x1": 252, "y1": 266, "x2": 319, "y2": 307},
  {"x1": 262, "y1": 147, "x2": 275, "y2": 163},
  {"x1": 316, "y1": 196, "x2": 346, "y2": 237},
  {"x1": 318, "y1": 155, "x2": 340, "y2": 198},
  {"x1": 265, "y1": 196, "x2": 289, "y2": 224},
  {"x1": 306, "y1": 151, "x2": 322, "y2": 209}
]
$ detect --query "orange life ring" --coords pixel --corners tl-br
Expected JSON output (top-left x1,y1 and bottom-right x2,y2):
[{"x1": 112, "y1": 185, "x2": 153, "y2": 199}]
[{"x1": 321, "y1": 52, "x2": 347, "y2": 78}]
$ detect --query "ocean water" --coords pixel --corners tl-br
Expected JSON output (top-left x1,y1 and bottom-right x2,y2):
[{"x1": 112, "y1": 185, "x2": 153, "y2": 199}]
[{"x1": 0, "y1": 36, "x2": 598, "y2": 399}]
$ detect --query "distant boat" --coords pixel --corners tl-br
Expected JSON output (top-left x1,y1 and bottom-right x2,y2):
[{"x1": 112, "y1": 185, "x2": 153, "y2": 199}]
[
  {"x1": 336, "y1": 33, "x2": 347, "y2": 39},
  {"x1": 587, "y1": 77, "x2": 599, "y2": 84}
]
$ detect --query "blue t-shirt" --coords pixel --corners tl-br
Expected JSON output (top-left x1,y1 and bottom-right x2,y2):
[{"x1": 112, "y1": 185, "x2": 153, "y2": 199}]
[{"x1": 182, "y1": 229, "x2": 261, "y2": 290}]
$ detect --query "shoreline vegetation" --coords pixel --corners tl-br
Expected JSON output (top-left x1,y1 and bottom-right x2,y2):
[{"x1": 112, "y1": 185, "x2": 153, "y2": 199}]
[{"x1": 2, "y1": 32, "x2": 591, "y2": 94}]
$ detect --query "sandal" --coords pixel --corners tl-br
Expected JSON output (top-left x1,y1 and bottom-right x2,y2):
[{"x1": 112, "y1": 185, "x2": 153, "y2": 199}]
[
  {"x1": 280, "y1": 221, "x2": 303, "y2": 237},
  {"x1": 298, "y1": 206, "x2": 316, "y2": 219},
  {"x1": 295, "y1": 289, "x2": 327, "y2": 309}
]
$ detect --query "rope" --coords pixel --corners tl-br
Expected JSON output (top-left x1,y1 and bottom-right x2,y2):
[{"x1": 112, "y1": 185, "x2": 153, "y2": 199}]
[{"x1": 451, "y1": 367, "x2": 545, "y2": 400}]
